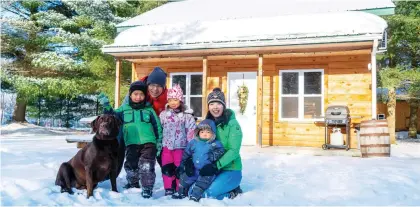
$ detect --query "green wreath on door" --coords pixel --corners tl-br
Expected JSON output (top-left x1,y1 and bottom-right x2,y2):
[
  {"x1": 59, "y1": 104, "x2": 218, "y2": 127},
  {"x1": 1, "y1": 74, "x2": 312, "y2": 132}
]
[{"x1": 237, "y1": 84, "x2": 249, "y2": 115}]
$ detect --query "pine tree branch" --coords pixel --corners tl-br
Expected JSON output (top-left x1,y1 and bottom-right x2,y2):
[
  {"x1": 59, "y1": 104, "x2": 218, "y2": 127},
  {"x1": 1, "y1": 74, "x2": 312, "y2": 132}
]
[{"x1": 3, "y1": 6, "x2": 30, "y2": 20}]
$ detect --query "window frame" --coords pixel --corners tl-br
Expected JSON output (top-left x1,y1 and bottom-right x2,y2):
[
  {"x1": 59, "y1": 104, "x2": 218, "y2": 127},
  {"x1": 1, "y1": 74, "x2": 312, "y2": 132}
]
[
  {"x1": 279, "y1": 69, "x2": 324, "y2": 121},
  {"x1": 170, "y1": 72, "x2": 203, "y2": 117}
]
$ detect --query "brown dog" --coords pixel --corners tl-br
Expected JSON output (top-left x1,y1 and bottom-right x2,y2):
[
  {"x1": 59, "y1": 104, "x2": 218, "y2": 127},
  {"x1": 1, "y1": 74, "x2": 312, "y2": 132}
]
[{"x1": 55, "y1": 114, "x2": 122, "y2": 198}]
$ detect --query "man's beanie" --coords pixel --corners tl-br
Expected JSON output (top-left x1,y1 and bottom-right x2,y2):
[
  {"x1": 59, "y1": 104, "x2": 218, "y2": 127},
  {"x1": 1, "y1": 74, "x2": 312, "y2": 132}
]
[
  {"x1": 207, "y1": 88, "x2": 226, "y2": 108},
  {"x1": 129, "y1": 80, "x2": 147, "y2": 96},
  {"x1": 147, "y1": 67, "x2": 167, "y2": 88}
]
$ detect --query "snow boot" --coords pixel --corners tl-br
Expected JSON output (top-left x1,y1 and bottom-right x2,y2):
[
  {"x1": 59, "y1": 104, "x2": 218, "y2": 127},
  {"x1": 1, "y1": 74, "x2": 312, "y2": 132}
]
[
  {"x1": 165, "y1": 189, "x2": 175, "y2": 196},
  {"x1": 141, "y1": 188, "x2": 153, "y2": 198},
  {"x1": 228, "y1": 186, "x2": 243, "y2": 199},
  {"x1": 172, "y1": 192, "x2": 187, "y2": 199},
  {"x1": 189, "y1": 195, "x2": 200, "y2": 202}
]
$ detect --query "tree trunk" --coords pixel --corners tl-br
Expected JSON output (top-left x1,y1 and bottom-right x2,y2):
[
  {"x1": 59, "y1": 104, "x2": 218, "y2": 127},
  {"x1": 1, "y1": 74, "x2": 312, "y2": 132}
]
[
  {"x1": 96, "y1": 98, "x2": 99, "y2": 116},
  {"x1": 37, "y1": 95, "x2": 41, "y2": 125},
  {"x1": 1, "y1": 92, "x2": 5, "y2": 124},
  {"x1": 59, "y1": 98, "x2": 63, "y2": 127},
  {"x1": 12, "y1": 100, "x2": 27, "y2": 122},
  {"x1": 408, "y1": 100, "x2": 419, "y2": 138},
  {"x1": 65, "y1": 97, "x2": 70, "y2": 128},
  {"x1": 386, "y1": 88, "x2": 396, "y2": 143}
]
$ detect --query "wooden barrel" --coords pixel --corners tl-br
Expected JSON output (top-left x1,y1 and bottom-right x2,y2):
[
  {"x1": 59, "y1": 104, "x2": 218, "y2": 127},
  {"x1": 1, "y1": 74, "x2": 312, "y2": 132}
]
[{"x1": 359, "y1": 120, "x2": 390, "y2": 158}]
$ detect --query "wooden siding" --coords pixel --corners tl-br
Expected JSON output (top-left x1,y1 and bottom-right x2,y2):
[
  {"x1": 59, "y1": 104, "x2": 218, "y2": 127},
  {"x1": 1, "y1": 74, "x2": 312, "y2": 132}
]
[
  {"x1": 133, "y1": 61, "x2": 202, "y2": 88},
  {"x1": 131, "y1": 51, "x2": 374, "y2": 148}
]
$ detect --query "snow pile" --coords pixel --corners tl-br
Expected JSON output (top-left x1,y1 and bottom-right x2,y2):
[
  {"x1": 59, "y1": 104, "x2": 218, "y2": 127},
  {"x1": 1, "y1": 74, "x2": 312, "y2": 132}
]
[
  {"x1": 118, "y1": 0, "x2": 395, "y2": 28},
  {"x1": 1, "y1": 131, "x2": 419, "y2": 206},
  {"x1": 1, "y1": 123, "x2": 88, "y2": 138},
  {"x1": 396, "y1": 131, "x2": 420, "y2": 140}
]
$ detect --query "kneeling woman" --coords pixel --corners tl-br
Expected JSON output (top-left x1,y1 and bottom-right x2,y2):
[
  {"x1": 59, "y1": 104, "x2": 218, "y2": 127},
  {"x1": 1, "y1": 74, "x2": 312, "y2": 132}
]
[{"x1": 195, "y1": 88, "x2": 243, "y2": 200}]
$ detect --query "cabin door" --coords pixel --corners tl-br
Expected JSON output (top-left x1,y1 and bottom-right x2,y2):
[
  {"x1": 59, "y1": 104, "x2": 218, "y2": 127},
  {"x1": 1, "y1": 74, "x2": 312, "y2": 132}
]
[{"x1": 227, "y1": 72, "x2": 257, "y2": 145}]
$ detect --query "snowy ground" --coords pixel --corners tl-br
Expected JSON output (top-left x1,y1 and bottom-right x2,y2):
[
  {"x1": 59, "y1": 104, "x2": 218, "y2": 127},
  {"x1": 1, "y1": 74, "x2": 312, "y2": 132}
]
[{"x1": 1, "y1": 124, "x2": 420, "y2": 206}]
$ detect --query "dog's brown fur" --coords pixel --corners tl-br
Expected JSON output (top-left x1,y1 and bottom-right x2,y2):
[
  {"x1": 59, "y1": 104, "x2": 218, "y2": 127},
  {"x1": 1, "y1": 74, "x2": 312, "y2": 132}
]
[{"x1": 55, "y1": 114, "x2": 122, "y2": 198}]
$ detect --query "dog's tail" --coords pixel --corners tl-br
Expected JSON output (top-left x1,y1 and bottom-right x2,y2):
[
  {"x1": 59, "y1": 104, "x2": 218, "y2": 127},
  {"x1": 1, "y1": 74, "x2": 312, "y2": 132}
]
[{"x1": 55, "y1": 162, "x2": 75, "y2": 194}]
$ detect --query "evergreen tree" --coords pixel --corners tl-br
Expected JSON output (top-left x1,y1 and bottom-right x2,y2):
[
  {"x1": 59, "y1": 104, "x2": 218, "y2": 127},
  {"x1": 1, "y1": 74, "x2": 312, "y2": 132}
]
[
  {"x1": 378, "y1": 1, "x2": 420, "y2": 138},
  {"x1": 1, "y1": 0, "x2": 166, "y2": 124}
]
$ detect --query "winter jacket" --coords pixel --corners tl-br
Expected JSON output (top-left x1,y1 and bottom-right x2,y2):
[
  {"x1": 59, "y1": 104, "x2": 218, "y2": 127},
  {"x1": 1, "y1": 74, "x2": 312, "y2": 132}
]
[
  {"x1": 105, "y1": 103, "x2": 163, "y2": 146},
  {"x1": 182, "y1": 137, "x2": 225, "y2": 171},
  {"x1": 159, "y1": 104, "x2": 196, "y2": 150},
  {"x1": 214, "y1": 109, "x2": 243, "y2": 171}
]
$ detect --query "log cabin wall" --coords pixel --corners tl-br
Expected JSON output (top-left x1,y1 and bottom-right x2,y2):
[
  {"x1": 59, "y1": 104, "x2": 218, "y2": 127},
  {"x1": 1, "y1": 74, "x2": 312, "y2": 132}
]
[
  {"x1": 131, "y1": 52, "x2": 373, "y2": 149},
  {"x1": 263, "y1": 54, "x2": 372, "y2": 148}
]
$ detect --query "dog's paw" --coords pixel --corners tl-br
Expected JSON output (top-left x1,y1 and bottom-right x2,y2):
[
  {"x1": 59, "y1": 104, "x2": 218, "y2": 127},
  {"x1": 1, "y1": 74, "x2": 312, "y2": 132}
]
[{"x1": 60, "y1": 188, "x2": 74, "y2": 195}]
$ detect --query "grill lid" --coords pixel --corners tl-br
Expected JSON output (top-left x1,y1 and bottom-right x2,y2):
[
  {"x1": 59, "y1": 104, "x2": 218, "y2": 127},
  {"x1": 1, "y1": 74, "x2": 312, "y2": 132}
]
[{"x1": 325, "y1": 105, "x2": 350, "y2": 119}]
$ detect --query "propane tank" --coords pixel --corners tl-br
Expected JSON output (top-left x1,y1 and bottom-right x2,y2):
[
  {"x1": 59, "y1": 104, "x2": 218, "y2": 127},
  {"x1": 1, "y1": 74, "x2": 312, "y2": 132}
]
[{"x1": 330, "y1": 127, "x2": 344, "y2": 145}]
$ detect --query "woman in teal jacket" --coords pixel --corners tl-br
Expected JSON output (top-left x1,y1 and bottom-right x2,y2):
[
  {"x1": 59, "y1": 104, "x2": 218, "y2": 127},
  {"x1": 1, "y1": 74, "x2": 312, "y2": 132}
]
[{"x1": 187, "y1": 88, "x2": 243, "y2": 200}]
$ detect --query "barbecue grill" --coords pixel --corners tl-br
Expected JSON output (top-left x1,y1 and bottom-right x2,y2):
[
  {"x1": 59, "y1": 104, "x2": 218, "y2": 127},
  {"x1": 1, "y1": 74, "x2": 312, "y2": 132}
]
[{"x1": 322, "y1": 105, "x2": 350, "y2": 150}]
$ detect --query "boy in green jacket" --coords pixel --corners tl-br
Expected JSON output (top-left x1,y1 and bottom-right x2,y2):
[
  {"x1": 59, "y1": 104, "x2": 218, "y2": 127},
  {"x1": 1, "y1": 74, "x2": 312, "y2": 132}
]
[{"x1": 98, "y1": 81, "x2": 163, "y2": 199}]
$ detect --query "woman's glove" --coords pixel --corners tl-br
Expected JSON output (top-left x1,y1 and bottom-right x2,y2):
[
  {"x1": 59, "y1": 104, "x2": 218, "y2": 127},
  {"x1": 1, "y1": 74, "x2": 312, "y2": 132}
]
[{"x1": 199, "y1": 163, "x2": 218, "y2": 176}]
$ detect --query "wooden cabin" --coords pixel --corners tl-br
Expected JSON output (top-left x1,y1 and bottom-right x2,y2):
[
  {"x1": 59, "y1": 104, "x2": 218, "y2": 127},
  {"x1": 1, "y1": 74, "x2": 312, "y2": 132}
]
[{"x1": 102, "y1": 0, "x2": 395, "y2": 148}]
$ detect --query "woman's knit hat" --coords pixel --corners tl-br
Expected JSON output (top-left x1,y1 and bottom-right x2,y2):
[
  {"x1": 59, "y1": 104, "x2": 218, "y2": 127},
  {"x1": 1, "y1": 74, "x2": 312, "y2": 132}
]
[{"x1": 207, "y1": 88, "x2": 226, "y2": 108}]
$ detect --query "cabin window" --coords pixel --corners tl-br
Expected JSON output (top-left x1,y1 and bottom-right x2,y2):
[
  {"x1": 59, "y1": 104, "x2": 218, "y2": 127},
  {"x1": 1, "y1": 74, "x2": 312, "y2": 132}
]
[
  {"x1": 170, "y1": 72, "x2": 203, "y2": 117},
  {"x1": 279, "y1": 69, "x2": 324, "y2": 121}
]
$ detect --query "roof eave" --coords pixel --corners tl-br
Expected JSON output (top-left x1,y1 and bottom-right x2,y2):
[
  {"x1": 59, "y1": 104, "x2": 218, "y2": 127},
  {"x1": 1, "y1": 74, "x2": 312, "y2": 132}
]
[{"x1": 102, "y1": 34, "x2": 383, "y2": 55}]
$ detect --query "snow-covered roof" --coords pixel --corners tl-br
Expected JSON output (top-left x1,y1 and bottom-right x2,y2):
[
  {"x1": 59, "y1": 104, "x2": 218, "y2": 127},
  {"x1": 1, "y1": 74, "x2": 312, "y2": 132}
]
[
  {"x1": 102, "y1": 11, "x2": 387, "y2": 53},
  {"x1": 117, "y1": 0, "x2": 395, "y2": 28}
]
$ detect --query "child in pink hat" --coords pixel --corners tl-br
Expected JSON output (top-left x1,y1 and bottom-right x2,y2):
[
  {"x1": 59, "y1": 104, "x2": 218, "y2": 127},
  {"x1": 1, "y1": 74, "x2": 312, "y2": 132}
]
[{"x1": 159, "y1": 84, "x2": 196, "y2": 196}]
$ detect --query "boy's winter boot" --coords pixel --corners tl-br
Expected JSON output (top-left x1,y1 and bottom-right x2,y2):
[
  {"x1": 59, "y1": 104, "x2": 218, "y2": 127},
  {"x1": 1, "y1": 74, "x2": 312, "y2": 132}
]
[
  {"x1": 189, "y1": 195, "x2": 200, "y2": 202},
  {"x1": 141, "y1": 187, "x2": 153, "y2": 198}
]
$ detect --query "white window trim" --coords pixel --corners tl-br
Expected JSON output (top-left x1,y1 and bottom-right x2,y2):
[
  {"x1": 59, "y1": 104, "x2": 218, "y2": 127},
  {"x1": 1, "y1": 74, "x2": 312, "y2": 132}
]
[
  {"x1": 279, "y1": 69, "x2": 324, "y2": 122},
  {"x1": 170, "y1": 72, "x2": 203, "y2": 116}
]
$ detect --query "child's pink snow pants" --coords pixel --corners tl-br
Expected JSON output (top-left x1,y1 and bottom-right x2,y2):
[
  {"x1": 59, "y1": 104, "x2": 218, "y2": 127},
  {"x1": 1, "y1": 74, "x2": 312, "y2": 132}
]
[{"x1": 161, "y1": 147, "x2": 184, "y2": 190}]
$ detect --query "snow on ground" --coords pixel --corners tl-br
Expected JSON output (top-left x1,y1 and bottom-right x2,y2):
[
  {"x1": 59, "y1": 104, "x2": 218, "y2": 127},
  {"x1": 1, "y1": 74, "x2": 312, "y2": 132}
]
[
  {"x1": 1, "y1": 123, "x2": 88, "y2": 138},
  {"x1": 1, "y1": 124, "x2": 420, "y2": 206},
  {"x1": 396, "y1": 131, "x2": 420, "y2": 140}
]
